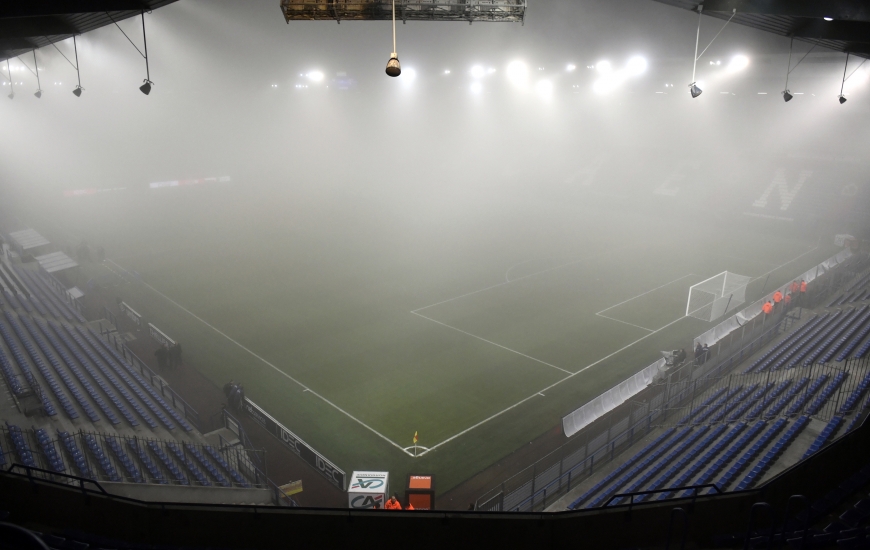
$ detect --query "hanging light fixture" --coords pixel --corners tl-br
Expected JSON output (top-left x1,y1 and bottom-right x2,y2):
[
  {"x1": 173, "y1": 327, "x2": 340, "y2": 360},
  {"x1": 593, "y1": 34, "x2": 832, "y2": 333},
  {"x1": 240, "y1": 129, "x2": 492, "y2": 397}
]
[
  {"x1": 687, "y1": 7, "x2": 737, "y2": 98},
  {"x1": 72, "y1": 35, "x2": 83, "y2": 97},
  {"x1": 107, "y1": 10, "x2": 154, "y2": 95},
  {"x1": 33, "y1": 50, "x2": 42, "y2": 98},
  {"x1": 782, "y1": 37, "x2": 793, "y2": 102},
  {"x1": 385, "y1": 0, "x2": 401, "y2": 77},
  {"x1": 838, "y1": 52, "x2": 849, "y2": 104},
  {"x1": 5, "y1": 59, "x2": 13, "y2": 99}
]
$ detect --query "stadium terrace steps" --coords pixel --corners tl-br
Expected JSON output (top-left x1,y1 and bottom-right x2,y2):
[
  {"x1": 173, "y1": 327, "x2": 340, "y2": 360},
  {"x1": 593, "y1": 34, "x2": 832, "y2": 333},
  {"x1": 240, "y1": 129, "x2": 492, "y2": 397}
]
[
  {"x1": 712, "y1": 418, "x2": 788, "y2": 493},
  {"x1": 680, "y1": 421, "x2": 768, "y2": 498},
  {"x1": 744, "y1": 314, "x2": 824, "y2": 374},
  {"x1": 803, "y1": 416, "x2": 844, "y2": 459},
  {"x1": 785, "y1": 374, "x2": 829, "y2": 416},
  {"x1": 763, "y1": 313, "x2": 841, "y2": 372},
  {"x1": 839, "y1": 372, "x2": 870, "y2": 415},
  {"x1": 734, "y1": 415, "x2": 810, "y2": 490},
  {"x1": 745, "y1": 380, "x2": 792, "y2": 421},
  {"x1": 58, "y1": 430, "x2": 93, "y2": 479}
]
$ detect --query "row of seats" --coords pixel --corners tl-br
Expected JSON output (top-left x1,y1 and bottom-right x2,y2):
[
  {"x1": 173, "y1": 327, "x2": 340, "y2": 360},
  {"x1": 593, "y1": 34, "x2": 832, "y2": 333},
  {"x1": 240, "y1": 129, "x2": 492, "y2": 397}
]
[
  {"x1": 0, "y1": 315, "x2": 69, "y2": 418},
  {"x1": 203, "y1": 445, "x2": 251, "y2": 488},
  {"x1": 727, "y1": 383, "x2": 775, "y2": 422},
  {"x1": 785, "y1": 374, "x2": 829, "y2": 416},
  {"x1": 20, "y1": 314, "x2": 114, "y2": 425},
  {"x1": 44, "y1": 321, "x2": 141, "y2": 428},
  {"x1": 692, "y1": 386, "x2": 744, "y2": 425},
  {"x1": 840, "y1": 372, "x2": 870, "y2": 415},
  {"x1": 764, "y1": 378, "x2": 808, "y2": 419},
  {"x1": 567, "y1": 428, "x2": 676, "y2": 509},
  {"x1": 681, "y1": 421, "x2": 768, "y2": 498},
  {"x1": 79, "y1": 326, "x2": 189, "y2": 431},
  {"x1": 805, "y1": 371, "x2": 848, "y2": 416},
  {"x1": 6, "y1": 423, "x2": 36, "y2": 467},
  {"x1": 609, "y1": 426, "x2": 710, "y2": 505},
  {"x1": 104, "y1": 437, "x2": 144, "y2": 483},
  {"x1": 184, "y1": 442, "x2": 230, "y2": 487},
  {"x1": 802, "y1": 306, "x2": 868, "y2": 365},
  {"x1": 745, "y1": 380, "x2": 792, "y2": 421},
  {"x1": 677, "y1": 387, "x2": 727, "y2": 426},
  {"x1": 768, "y1": 313, "x2": 842, "y2": 372},
  {"x1": 845, "y1": 397, "x2": 870, "y2": 434},
  {"x1": 3, "y1": 290, "x2": 23, "y2": 312},
  {"x1": 714, "y1": 419, "x2": 788, "y2": 492},
  {"x1": 35, "y1": 428, "x2": 65, "y2": 473},
  {"x1": 166, "y1": 442, "x2": 211, "y2": 486},
  {"x1": 14, "y1": 267, "x2": 67, "y2": 322},
  {"x1": 784, "y1": 310, "x2": 857, "y2": 369},
  {"x1": 708, "y1": 384, "x2": 756, "y2": 423},
  {"x1": 147, "y1": 440, "x2": 189, "y2": 485},
  {"x1": 586, "y1": 427, "x2": 692, "y2": 508},
  {"x1": 127, "y1": 439, "x2": 167, "y2": 484},
  {"x1": 59, "y1": 324, "x2": 158, "y2": 429},
  {"x1": 735, "y1": 415, "x2": 810, "y2": 490},
  {"x1": 0, "y1": 346, "x2": 23, "y2": 395},
  {"x1": 803, "y1": 416, "x2": 844, "y2": 460},
  {"x1": 15, "y1": 313, "x2": 102, "y2": 423},
  {"x1": 82, "y1": 434, "x2": 121, "y2": 482},
  {"x1": 16, "y1": 266, "x2": 86, "y2": 323},
  {"x1": 840, "y1": 315, "x2": 870, "y2": 361},
  {"x1": 72, "y1": 326, "x2": 176, "y2": 431},
  {"x1": 57, "y1": 430, "x2": 92, "y2": 479},
  {"x1": 744, "y1": 314, "x2": 823, "y2": 373}
]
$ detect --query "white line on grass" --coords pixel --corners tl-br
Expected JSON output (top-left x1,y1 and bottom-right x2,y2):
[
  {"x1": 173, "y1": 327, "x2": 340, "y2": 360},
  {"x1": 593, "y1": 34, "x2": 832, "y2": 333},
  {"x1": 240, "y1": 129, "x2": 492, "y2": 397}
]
[
  {"x1": 594, "y1": 313, "x2": 654, "y2": 332},
  {"x1": 596, "y1": 273, "x2": 696, "y2": 315},
  {"x1": 105, "y1": 259, "x2": 414, "y2": 456},
  {"x1": 416, "y1": 312, "x2": 690, "y2": 456},
  {"x1": 410, "y1": 311, "x2": 573, "y2": 375}
]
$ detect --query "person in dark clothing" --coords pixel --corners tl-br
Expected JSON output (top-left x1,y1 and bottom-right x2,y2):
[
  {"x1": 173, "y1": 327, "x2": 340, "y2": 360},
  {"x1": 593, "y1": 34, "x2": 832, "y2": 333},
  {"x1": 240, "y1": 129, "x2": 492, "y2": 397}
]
[
  {"x1": 154, "y1": 346, "x2": 168, "y2": 369},
  {"x1": 694, "y1": 342, "x2": 703, "y2": 365},
  {"x1": 675, "y1": 348, "x2": 687, "y2": 366},
  {"x1": 701, "y1": 344, "x2": 709, "y2": 365}
]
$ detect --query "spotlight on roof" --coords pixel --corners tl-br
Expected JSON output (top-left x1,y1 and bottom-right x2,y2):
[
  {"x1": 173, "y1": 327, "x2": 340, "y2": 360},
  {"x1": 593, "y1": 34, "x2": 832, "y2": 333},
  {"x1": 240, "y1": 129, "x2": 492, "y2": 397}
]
[
  {"x1": 386, "y1": 55, "x2": 401, "y2": 77},
  {"x1": 689, "y1": 83, "x2": 702, "y2": 98},
  {"x1": 34, "y1": 89, "x2": 42, "y2": 99},
  {"x1": 307, "y1": 71, "x2": 325, "y2": 82},
  {"x1": 626, "y1": 56, "x2": 648, "y2": 76},
  {"x1": 839, "y1": 95, "x2": 847, "y2": 104},
  {"x1": 728, "y1": 55, "x2": 749, "y2": 72},
  {"x1": 139, "y1": 79, "x2": 153, "y2": 95},
  {"x1": 470, "y1": 65, "x2": 486, "y2": 79},
  {"x1": 824, "y1": 17, "x2": 833, "y2": 21},
  {"x1": 782, "y1": 90, "x2": 793, "y2": 102},
  {"x1": 72, "y1": 85, "x2": 83, "y2": 97},
  {"x1": 7, "y1": 91, "x2": 13, "y2": 100}
]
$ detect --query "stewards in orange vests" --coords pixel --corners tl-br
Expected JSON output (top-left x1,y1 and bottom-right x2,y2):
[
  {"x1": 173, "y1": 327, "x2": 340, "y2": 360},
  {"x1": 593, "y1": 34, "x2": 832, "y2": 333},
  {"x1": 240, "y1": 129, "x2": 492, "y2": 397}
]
[
  {"x1": 791, "y1": 281, "x2": 800, "y2": 293},
  {"x1": 773, "y1": 290, "x2": 783, "y2": 303},
  {"x1": 762, "y1": 301, "x2": 773, "y2": 315},
  {"x1": 406, "y1": 502, "x2": 415, "y2": 511},
  {"x1": 385, "y1": 495, "x2": 402, "y2": 510},
  {"x1": 800, "y1": 280, "x2": 807, "y2": 293},
  {"x1": 784, "y1": 293, "x2": 792, "y2": 306}
]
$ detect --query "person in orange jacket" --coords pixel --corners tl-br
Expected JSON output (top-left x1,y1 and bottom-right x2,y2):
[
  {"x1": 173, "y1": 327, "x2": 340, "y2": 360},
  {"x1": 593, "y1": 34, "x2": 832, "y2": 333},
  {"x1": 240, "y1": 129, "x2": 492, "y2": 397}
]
[
  {"x1": 405, "y1": 501, "x2": 414, "y2": 511},
  {"x1": 762, "y1": 301, "x2": 773, "y2": 315},
  {"x1": 791, "y1": 281, "x2": 800, "y2": 294},
  {"x1": 800, "y1": 280, "x2": 807, "y2": 293},
  {"x1": 773, "y1": 290, "x2": 783, "y2": 303},
  {"x1": 385, "y1": 494, "x2": 402, "y2": 510}
]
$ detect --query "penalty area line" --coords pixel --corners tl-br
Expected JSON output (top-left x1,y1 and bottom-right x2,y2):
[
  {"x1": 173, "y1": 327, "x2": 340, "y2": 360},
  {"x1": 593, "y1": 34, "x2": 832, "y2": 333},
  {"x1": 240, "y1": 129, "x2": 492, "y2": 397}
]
[
  {"x1": 106, "y1": 259, "x2": 415, "y2": 457},
  {"x1": 415, "y1": 312, "x2": 689, "y2": 457}
]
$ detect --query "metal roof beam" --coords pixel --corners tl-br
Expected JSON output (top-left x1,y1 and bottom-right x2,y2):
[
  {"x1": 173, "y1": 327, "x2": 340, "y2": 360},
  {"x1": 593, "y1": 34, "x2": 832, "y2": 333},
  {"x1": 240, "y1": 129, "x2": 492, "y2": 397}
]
[
  {"x1": 793, "y1": 20, "x2": 870, "y2": 43},
  {"x1": 699, "y1": 0, "x2": 870, "y2": 23},
  {"x1": 0, "y1": 1, "x2": 151, "y2": 18},
  {"x1": 0, "y1": 17, "x2": 78, "y2": 37}
]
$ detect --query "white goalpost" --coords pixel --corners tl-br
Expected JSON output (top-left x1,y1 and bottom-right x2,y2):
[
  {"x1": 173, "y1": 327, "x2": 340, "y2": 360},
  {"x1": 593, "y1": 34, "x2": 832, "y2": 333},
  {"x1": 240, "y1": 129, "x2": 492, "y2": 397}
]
[{"x1": 686, "y1": 271, "x2": 751, "y2": 322}]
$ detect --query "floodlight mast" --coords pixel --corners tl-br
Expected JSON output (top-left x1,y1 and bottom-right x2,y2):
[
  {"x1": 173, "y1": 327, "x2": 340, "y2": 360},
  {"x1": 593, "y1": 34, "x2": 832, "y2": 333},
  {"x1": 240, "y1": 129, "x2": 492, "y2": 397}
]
[
  {"x1": 839, "y1": 52, "x2": 849, "y2": 104},
  {"x1": 385, "y1": 0, "x2": 401, "y2": 77},
  {"x1": 783, "y1": 36, "x2": 793, "y2": 102}
]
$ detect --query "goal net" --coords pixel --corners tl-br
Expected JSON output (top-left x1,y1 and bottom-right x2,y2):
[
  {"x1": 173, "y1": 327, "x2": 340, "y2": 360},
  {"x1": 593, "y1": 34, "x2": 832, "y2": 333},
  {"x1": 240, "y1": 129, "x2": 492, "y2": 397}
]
[{"x1": 686, "y1": 271, "x2": 752, "y2": 322}]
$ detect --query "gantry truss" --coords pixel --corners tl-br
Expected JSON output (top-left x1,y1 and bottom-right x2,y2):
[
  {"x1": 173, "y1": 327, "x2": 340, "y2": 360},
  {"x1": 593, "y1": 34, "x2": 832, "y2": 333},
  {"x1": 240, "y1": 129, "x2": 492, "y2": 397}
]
[{"x1": 279, "y1": 0, "x2": 525, "y2": 23}]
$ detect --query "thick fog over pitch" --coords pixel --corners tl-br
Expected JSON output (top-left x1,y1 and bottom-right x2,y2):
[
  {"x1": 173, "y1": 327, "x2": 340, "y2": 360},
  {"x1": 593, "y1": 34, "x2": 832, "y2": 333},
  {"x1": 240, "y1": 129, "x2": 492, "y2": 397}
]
[{"x1": 0, "y1": 0, "x2": 868, "y2": 492}]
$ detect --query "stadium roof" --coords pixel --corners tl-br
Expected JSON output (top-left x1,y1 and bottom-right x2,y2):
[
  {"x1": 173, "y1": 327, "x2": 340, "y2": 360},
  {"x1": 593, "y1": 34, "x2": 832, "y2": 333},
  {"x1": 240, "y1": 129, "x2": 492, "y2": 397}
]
[
  {"x1": 35, "y1": 251, "x2": 79, "y2": 273},
  {"x1": 0, "y1": 0, "x2": 178, "y2": 63},
  {"x1": 652, "y1": 0, "x2": 870, "y2": 59},
  {"x1": 8, "y1": 229, "x2": 49, "y2": 250}
]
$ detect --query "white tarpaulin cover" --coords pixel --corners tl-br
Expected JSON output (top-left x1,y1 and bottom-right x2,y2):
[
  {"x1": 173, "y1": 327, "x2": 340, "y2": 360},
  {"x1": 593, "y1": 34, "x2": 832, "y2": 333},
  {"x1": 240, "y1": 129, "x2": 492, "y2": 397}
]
[{"x1": 562, "y1": 358, "x2": 666, "y2": 438}]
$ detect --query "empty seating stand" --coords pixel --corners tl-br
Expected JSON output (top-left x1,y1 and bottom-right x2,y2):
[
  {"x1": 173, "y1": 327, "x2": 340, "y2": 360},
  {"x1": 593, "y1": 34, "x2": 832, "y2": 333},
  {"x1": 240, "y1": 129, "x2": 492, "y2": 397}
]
[
  {"x1": 34, "y1": 428, "x2": 65, "y2": 473},
  {"x1": 657, "y1": 423, "x2": 747, "y2": 500},
  {"x1": 104, "y1": 437, "x2": 144, "y2": 483},
  {"x1": 147, "y1": 440, "x2": 188, "y2": 485},
  {"x1": 839, "y1": 372, "x2": 870, "y2": 415},
  {"x1": 127, "y1": 439, "x2": 167, "y2": 484},
  {"x1": 785, "y1": 374, "x2": 829, "y2": 416},
  {"x1": 82, "y1": 434, "x2": 121, "y2": 482},
  {"x1": 203, "y1": 445, "x2": 250, "y2": 488},
  {"x1": 184, "y1": 442, "x2": 230, "y2": 487},
  {"x1": 0, "y1": 317, "x2": 58, "y2": 417},
  {"x1": 58, "y1": 431, "x2": 93, "y2": 479},
  {"x1": 735, "y1": 416, "x2": 810, "y2": 490},
  {"x1": 6, "y1": 423, "x2": 36, "y2": 467},
  {"x1": 838, "y1": 314, "x2": 870, "y2": 361},
  {"x1": 714, "y1": 418, "x2": 788, "y2": 491},
  {"x1": 805, "y1": 372, "x2": 848, "y2": 416},
  {"x1": 745, "y1": 380, "x2": 792, "y2": 421},
  {"x1": 744, "y1": 315, "x2": 824, "y2": 374},
  {"x1": 166, "y1": 442, "x2": 210, "y2": 486},
  {"x1": 680, "y1": 420, "x2": 767, "y2": 498}
]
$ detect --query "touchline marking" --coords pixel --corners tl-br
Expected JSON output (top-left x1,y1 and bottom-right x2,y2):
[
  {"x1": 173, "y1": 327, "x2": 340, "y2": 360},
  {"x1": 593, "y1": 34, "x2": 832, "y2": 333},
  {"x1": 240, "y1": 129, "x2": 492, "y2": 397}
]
[
  {"x1": 596, "y1": 273, "x2": 696, "y2": 315},
  {"x1": 106, "y1": 259, "x2": 414, "y2": 456},
  {"x1": 410, "y1": 311, "x2": 572, "y2": 375},
  {"x1": 595, "y1": 313, "x2": 655, "y2": 332},
  {"x1": 416, "y1": 312, "x2": 690, "y2": 456},
  {"x1": 413, "y1": 247, "x2": 631, "y2": 314}
]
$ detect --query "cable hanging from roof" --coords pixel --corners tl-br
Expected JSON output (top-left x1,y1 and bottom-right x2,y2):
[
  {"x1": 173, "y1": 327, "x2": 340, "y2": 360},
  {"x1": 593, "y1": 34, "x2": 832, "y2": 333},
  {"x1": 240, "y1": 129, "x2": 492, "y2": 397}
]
[{"x1": 689, "y1": 7, "x2": 737, "y2": 98}]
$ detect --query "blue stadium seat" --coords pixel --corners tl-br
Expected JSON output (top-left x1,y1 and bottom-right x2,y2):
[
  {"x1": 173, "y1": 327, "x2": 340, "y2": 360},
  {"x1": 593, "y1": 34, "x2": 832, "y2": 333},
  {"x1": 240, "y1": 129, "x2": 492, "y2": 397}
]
[
  {"x1": 127, "y1": 439, "x2": 167, "y2": 484},
  {"x1": 57, "y1": 431, "x2": 93, "y2": 479},
  {"x1": 146, "y1": 440, "x2": 188, "y2": 485},
  {"x1": 34, "y1": 428, "x2": 65, "y2": 473},
  {"x1": 803, "y1": 416, "x2": 844, "y2": 459},
  {"x1": 734, "y1": 416, "x2": 810, "y2": 490},
  {"x1": 203, "y1": 445, "x2": 250, "y2": 488},
  {"x1": 104, "y1": 437, "x2": 144, "y2": 483},
  {"x1": 6, "y1": 423, "x2": 36, "y2": 467},
  {"x1": 82, "y1": 434, "x2": 121, "y2": 482}
]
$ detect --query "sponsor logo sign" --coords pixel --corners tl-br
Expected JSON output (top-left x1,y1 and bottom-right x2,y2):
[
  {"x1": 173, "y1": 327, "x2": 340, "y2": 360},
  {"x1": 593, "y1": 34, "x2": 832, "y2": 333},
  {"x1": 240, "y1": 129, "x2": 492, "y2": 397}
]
[
  {"x1": 243, "y1": 398, "x2": 346, "y2": 490},
  {"x1": 148, "y1": 323, "x2": 175, "y2": 347},
  {"x1": 349, "y1": 494, "x2": 385, "y2": 509},
  {"x1": 119, "y1": 302, "x2": 142, "y2": 327}
]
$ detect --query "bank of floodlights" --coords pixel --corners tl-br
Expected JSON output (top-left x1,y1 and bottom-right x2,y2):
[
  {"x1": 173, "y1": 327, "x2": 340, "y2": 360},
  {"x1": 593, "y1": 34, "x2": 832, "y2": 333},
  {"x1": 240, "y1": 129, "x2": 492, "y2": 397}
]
[{"x1": 687, "y1": 6, "x2": 737, "y2": 99}]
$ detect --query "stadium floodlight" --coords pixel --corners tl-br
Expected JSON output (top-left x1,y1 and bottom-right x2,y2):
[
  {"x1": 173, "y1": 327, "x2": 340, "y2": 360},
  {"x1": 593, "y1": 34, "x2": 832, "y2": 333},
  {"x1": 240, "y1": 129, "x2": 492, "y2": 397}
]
[
  {"x1": 470, "y1": 82, "x2": 483, "y2": 94},
  {"x1": 728, "y1": 55, "x2": 749, "y2": 72},
  {"x1": 689, "y1": 83, "x2": 702, "y2": 98},
  {"x1": 506, "y1": 60, "x2": 529, "y2": 90},
  {"x1": 385, "y1": 0, "x2": 401, "y2": 77},
  {"x1": 782, "y1": 90, "x2": 793, "y2": 102},
  {"x1": 839, "y1": 95, "x2": 847, "y2": 104},
  {"x1": 401, "y1": 67, "x2": 417, "y2": 86},
  {"x1": 107, "y1": 10, "x2": 155, "y2": 95},
  {"x1": 838, "y1": 52, "x2": 850, "y2": 104},
  {"x1": 596, "y1": 60, "x2": 612, "y2": 74},
  {"x1": 72, "y1": 85, "x2": 83, "y2": 97},
  {"x1": 470, "y1": 65, "x2": 486, "y2": 79},
  {"x1": 34, "y1": 90, "x2": 41, "y2": 98},
  {"x1": 824, "y1": 17, "x2": 833, "y2": 21},
  {"x1": 139, "y1": 79, "x2": 153, "y2": 95},
  {"x1": 535, "y1": 79, "x2": 553, "y2": 98},
  {"x1": 307, "y1": 71, "x2": 325, "y2": 82},
  {"x1": 566, "y1": 64, "x2": 576, "y2": 71},
  {"x1": 626, "y1": 56, "x2": 647, "y2": 76}
]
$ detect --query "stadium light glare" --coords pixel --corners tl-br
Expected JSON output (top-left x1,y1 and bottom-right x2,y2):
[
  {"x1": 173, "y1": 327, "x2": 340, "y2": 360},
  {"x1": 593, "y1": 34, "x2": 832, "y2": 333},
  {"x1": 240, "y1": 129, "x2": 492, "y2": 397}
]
[
  {"x1": 401, "y1": 67, "x2": 417, "y2": 86},
  {"x1": 444, "y1": 70, "x2": 451, "y2": 75},
  {"x1": 307, "y1": 71, "x2": 325, "y2": 82},
  {"x1": 728, "y1": 55, "x2": 749, "y2": 72},
  {"x1": 626, "y1": 56, "x2": 647, "y2": 76},
  {"x1": 566, "y1": 64, "x2": 576, "y2": 72},
  {"x1": 470, "y1": 65, "x2": 486, "y2": 79},
  {"x1": 535, "y1": 79, "x2": 553, "y2": 98},
  {"x1": 593, "y1": 74, "x2": 622, "y2": 94},
  {"x1": 506, "y1": 60, "x2": 529, "y2": 90},
  {"x1": 824, "y1": 17, "x2": 833, "y2": 21},
  {"x1": 596, "y1": 60, "x2": 612, "y2": 74},
  {"x1": 470, "y1": 82, "x2": 483, "y2": 94}
]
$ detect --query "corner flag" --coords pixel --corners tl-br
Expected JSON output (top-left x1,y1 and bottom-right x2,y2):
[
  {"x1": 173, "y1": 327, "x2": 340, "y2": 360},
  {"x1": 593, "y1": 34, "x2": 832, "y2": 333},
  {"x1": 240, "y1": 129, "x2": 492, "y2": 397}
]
[{"x1": 413, "y1": 431, "x2": 418, "y2": 444}]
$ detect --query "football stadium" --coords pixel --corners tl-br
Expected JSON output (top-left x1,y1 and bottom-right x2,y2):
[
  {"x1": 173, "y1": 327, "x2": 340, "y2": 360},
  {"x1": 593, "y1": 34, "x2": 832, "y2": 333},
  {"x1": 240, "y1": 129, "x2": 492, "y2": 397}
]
[{"x1": 1, "y1": 1, "x2": 870, "y2": 548}]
